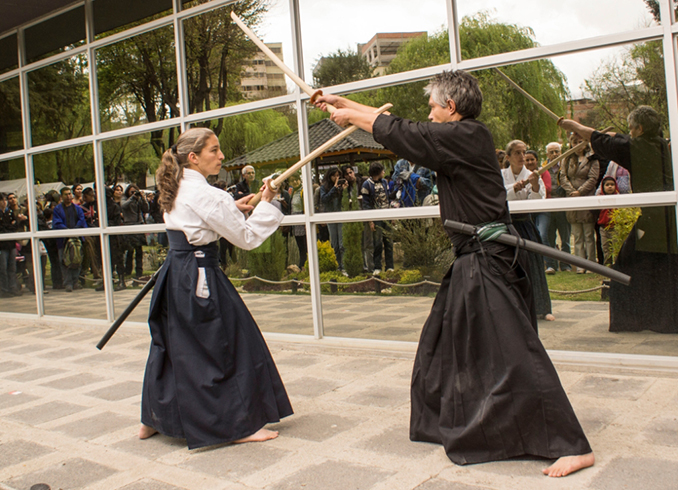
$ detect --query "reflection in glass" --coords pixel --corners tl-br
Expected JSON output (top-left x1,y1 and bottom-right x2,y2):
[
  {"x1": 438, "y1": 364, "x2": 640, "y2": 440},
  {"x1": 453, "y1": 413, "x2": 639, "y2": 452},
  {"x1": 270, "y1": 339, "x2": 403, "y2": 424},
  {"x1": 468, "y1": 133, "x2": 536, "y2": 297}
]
[
  {"x1": 0, "y1": 239, "x2": 37, "y2": 314},
  {"x1": 0, "y1": 158, "x2": 26, "y2": 193},
  {"x1": 101, "y1": 127, "x2": 178, "y2": 227},
  {"x1": 0, "y1": 77, "x2": 22, "y2": 155},
  {"x1": 93, "y1": 0, "x2": 173, "y2": 38},
  {"x1": 27, "y1": 56, "x2": 92, "y2": 147},
  {"x1": 300, "y1": 0, "x2": 448, "y2": 84},
  {"x1": 97, "y1": 26, "x2": 178, "y2": 132},
  {"x1": 42, "y1": 233, "x2": 107, "y2": 319},
  {"x1": 33, "y1": 144, "x2": 94, "y2": 193},
  {"x1": 24, "y1": 6, "x2": 86, "y2": 63},
  {"x1": 184, "y1": 2, "x2": 290, "y2": 114},
  {"x1": 0, "y1": 34, "x2": 18, "y2": 74},
  {"x1": 456, "y1": 1, "x2": 657, "y2": 60}
]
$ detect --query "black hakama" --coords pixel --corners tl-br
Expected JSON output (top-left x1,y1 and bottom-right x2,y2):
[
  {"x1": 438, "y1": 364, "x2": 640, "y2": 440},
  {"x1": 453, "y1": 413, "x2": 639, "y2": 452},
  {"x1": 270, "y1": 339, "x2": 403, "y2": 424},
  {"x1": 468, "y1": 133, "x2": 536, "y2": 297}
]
[
  {"x1": 512, "y1": 215, "x2": 553, "y2": 317},
  {"x1": 141, "y1": 230, "x2": 293, "y2": 449},
  {"x1": 372, "y1": 113, "x2": 591, "y2": 465}
]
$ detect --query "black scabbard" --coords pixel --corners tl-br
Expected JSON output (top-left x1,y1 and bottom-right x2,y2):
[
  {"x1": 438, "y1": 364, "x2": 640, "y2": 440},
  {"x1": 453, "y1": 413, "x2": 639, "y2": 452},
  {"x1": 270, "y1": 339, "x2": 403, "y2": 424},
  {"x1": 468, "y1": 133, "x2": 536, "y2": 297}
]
[
  {"x1": 96, "y1": 268, "x2": 161, "y2": 350},
  {"x1": 443, "y1": 220, "x2": 631, "y2": 286}
]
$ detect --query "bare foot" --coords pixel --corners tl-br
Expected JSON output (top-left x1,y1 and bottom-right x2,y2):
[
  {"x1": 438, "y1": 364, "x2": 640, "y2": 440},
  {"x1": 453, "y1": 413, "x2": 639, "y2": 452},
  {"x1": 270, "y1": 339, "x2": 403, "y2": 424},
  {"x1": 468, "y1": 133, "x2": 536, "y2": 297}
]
[
  {"x1": 545, "y1": 313, "x2": 556, "y2": 321},
  {"x1": 234, "y1": 428, "x2": 279, "y2": 443},
  {"x1": 543, "y1": 452, "x2": 595, "y2": 477},
  {"x1": 139, "y1": 424, "x2": 158, "y2": 439}
]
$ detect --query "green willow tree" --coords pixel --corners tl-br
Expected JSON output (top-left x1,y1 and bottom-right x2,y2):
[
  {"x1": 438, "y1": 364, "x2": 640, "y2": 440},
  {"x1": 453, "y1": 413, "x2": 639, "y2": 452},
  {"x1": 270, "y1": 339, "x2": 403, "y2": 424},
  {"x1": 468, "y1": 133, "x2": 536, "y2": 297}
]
[{"x1": 312, "y1": 48, "x2": 374, "y2": 88}]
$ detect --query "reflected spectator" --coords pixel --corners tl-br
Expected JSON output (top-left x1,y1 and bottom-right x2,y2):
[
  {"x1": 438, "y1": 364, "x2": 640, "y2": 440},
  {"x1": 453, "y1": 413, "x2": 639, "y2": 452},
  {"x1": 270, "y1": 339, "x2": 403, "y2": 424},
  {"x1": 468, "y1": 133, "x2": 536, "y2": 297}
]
[
  {"x1": 495, "y1": 149, "x2": 507, "y2": 169},
  {"x1": 320, "y1": 166, "x2": 347, "y2": 272},
  {"x1": 100, "y1": 185, "x2": 126, "y2": 291},
  {"x1": 72, "y1": 183, "x2": 84, "y2": 205},
  {"x1": 544, "y1": 142, "x2": 572, "y2": 273},
  {"x1": 340, "y1": 165, "x2": 360, "y2": 210},
  {"x1": 80, "y1": 187, "x2": 101, "y2": 282},
  {"x1": 288, "y1": 173, "x2": 307, "y2": 269},
  {"x1": 361, "y1": 162, "x2": 393, "y2": 275},
  {"x1": 7, "y1": 192, "x2": 30, "y2": 292},
  {"x1": 560, "y1": 133, "x2": 599, "y2": 273},
  {"x1": 390, "y1": 159, "x2": 422, "y2": 208},
  {"x1": 502, "y1": 140, "x2": 554, "y2": 321},
  {"x1": 234, "y1": 165, "x2": 256, "y2": 200},
  {"x1": 0, "y1": 193, "x2": 19, "y2": 297},
  {"x1": 596, "y1": 177, "x2": 619, "y2": 266},
  {"x1": 149, "y1": 189, "x2": 167, "y2": 247},
  {"x1": 113, "y1": 184, "x2": 123, "y2": 207},
  {"x1": 42, "y1": 207, "x2": 63, "y2": 290},
  {"x1": 414, "y1": 164, "x2": 433, "y2": 203},
  {"x1": 52, "y1": 187, "x2": 86, "y2": 292},
  {"x1": 44, "y1": 189, "x2": 61, "y2": 210},
  {"x1": 526, "y1": 150, "x2": 551, "y2": 252},
  {"x1": 122, "y1": 184, "x2": 148, "y2": 280}
]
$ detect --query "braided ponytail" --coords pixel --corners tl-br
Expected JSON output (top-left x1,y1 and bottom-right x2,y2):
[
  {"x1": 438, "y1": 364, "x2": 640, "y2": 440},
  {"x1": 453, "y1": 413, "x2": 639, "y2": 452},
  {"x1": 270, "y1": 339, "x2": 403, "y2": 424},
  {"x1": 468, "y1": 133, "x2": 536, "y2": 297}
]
[{"x1": 156, "y1": 127, "x2": 216, "y2": 213}]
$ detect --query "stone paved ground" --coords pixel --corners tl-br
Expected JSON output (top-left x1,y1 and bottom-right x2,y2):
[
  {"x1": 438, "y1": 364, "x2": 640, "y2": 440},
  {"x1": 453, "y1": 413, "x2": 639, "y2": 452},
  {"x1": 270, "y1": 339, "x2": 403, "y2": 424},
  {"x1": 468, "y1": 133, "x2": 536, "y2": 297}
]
[{"x1": 1, "y1": 318, "x2": 678, "y2": 490}]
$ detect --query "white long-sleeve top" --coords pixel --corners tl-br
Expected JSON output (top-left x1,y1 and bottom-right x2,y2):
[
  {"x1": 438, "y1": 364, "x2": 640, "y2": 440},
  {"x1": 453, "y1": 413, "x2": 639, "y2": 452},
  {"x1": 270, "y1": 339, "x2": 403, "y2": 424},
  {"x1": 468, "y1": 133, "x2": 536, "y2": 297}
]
[
  {"x1": 501, "y1": 166, "x2": 546, "y2": 201},
  {"x1": 164, "y1": 169, "x2": 283, "y2": 249}
]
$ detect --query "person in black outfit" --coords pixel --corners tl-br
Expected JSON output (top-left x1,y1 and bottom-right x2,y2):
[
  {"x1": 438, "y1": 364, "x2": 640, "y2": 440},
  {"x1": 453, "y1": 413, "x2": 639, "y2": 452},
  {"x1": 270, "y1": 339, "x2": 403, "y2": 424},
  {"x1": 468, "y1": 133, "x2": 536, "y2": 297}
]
[
  {"x1": 315, "y1": 70, "x2": 594, "y2": 478},
  {"x1": 102, "y1": 186, "x2": 127, "y2": 291},
  {"x1": 560, "y1": 106, "x2": 677, "y2": 333}
]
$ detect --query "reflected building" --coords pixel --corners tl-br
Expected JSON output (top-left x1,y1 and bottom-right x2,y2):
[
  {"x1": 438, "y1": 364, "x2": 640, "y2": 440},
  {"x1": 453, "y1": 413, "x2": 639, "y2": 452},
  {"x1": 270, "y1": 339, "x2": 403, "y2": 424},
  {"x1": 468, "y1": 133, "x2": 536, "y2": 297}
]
[
  {"x1": 358, "y1": 32, "x2": 426, "y2": 75},
  {"x1": 240, "y1": 42, "x2": 287, "y2": 99}
]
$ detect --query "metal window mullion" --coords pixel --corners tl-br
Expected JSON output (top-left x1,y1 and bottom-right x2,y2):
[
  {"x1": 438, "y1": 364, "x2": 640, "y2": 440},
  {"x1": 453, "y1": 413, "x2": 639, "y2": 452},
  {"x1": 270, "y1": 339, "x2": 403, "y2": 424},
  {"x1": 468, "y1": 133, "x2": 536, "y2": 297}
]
[
  {"x1": 447, "y1": 0, "x2": 460, "y2": 68},
  {"x1": 173, "y1": 0, "x2": 190, "y2": 132},
  {"x1": 290, "y1": 0, "x2": 323, "y2": 340}
]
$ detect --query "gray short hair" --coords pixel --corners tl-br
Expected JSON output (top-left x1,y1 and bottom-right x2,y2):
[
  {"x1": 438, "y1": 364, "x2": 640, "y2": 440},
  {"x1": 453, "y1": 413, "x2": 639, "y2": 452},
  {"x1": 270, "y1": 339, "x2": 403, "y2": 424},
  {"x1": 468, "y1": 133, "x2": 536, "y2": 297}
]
[
  {"x1": 628, "y1": 105, "x2": 661, "y2": 137},
  {"x1": 424, "y1": 70, "x2": 483, "y2": 119},
  {"x1": 546, "y1": 142, "x2": 562, "y2": 152},
  {"x1": 241, "y1": 165, "x2": 255, "y2": 176}
]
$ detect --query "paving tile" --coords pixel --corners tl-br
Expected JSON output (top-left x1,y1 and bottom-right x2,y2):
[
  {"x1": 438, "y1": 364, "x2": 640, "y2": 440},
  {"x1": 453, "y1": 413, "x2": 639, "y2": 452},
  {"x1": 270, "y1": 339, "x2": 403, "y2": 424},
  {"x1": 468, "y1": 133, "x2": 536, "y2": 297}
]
[
  {"x1": 4, "y1": 457, "x2": 117, "y2": 490},
  {"x1": 181, "y1": 443, "x2": 289, "y2": 479},
  {"x1": 0, "y1": 392, "x2": 38, "y2": 410},
  {"x1": 642, "y1": 417, "x2": 678, "y2": 447},
  {"x1": 85, "y1": 381, "x2": 142, "y2": 401},
  {"x1": 274, "y1": 355, "x2": 321, "y2": 368},
  {"x1": 269, "y1": 460, "x2": 394, "y2": 490},
  {"x1": 284, "y1": 376, "x2": 342, "y2": 397},
  {"x1": 345, "y1": 386, "x2": 409, "y2": 408},
  {"x1": 54, "y1": 411, "x2": 137, "y2": 439},
  {"x1": 475, "y1": 459, "x2": 549, "y2": 478},
  {"x1": 357, "y1": 426, "x2": 438, "y2": 458},
  {"x1": 36, "y1": 347, "x2": 89, "y2": 360},
  {"x1": 577, "y1": 407, "x2": 618, "y2": 435},
  {"x1": 570, "y1": 375, "x2": 654, "y2": 400},
  {"x1": 117, "y1": 359, "x2": 148, "y2": 372},
  {"x1": 4, "y1": 368, "x2": 67, "y2": 382},
  {"x1": 589, "y1": 457, "x2": 678, "y2": 489},
  {"x1": 6, "y1": 401, "x2": 88, "y2": 425},
  {"x1": 73, "y1": 351, "x2": 125, "y2": 365},
  {"x1": 0, "y1": 361, "x2": 28, "y2": 373},
  {"x1": 330, "y1": 358, "x2": 390, "y2": 375},
  {"x1": 274, "y1": 413, "x2": 361, "y2": 442},
  {"x1": 43, "y1": 373, "x2": 107, "y2": 390},
  {"x1": 4, "y1": 343, "x2": 51, "y2": 354},
  {"x1": 414, "y1": 480, "x2": 493, "y2": 490},
  {"x1": 119, "y1": 479, "x2": 188, "y2": 490},
  {"x1": 0, "y1": 439, "x2": 54, "y2": 470},
  {"x1": 111, "y1": 434, "x2": 186, "y2": 459}
]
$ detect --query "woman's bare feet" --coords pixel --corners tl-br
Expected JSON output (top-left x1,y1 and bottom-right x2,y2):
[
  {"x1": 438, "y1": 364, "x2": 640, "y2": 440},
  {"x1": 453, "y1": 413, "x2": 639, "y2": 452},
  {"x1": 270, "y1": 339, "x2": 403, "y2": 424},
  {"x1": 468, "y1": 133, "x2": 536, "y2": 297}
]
[
  {"x1": 234, "y1": 428, "x2": 279, "y2": 443},
  {"x1": 139, "y1": 424, "x2": 158, "y2": 439},
  {"x1": 545, "y1": 313, "x2": 555, "y2": 321},
  {"x1": 543, "y1": 452, "x2": 595, "y2": 477}
]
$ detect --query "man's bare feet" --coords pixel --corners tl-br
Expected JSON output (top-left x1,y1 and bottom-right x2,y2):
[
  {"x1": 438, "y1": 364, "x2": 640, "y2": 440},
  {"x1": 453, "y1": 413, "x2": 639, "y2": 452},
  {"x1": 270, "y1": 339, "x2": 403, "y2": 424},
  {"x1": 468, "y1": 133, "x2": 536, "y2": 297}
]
[
  {"x1": 543, "y1": 452, "x2": 595, "y2": 477},
  {"x1": 545, "y1": 313, "x2": 556, "y2": 321},
  {"x1": 234, "y1": 428, "x2": 279, "y2": 443},
  {"x1": 139, "y1": 424, "x2": 158, "y2": 439}
]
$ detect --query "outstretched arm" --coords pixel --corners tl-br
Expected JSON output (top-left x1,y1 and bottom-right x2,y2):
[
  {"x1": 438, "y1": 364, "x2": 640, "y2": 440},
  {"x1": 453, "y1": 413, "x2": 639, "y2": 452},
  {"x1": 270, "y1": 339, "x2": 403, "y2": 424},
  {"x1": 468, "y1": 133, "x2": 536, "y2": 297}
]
[{"x1": 314, "y1": 94, "x2": 386, "y2": 133}]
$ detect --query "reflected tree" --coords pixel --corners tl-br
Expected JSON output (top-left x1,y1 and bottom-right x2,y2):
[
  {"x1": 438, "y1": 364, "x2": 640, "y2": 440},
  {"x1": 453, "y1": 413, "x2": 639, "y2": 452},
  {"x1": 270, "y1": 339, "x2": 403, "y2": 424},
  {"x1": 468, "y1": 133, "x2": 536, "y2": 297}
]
[
  {"x1": 312, "y1": 48, "x2": 374, "y2": 88},
  {"x1": 0, "y1": 78, "x2": 22, "y2": 156}
]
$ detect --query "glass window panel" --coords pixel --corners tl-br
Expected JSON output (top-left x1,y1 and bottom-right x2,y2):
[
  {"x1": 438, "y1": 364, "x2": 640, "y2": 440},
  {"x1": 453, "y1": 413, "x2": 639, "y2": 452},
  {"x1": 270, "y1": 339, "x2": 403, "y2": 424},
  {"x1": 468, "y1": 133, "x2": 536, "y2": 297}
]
[
  {"x1": 101, "y1": 126, "x2": 179, "y2": 226},
  {"x1": 24, "y1": 7, "x2": 86, "y2": 64},
  {"x1": 183, "y1": 1, "x2": 293, "y2": 115},
  {"x1": 0, "y1": 158, "x2": 26, "y2": 195},
  {"x1": 33, "y1": 145, "x2": 95, "y2": 232},
  {"x1": 0, "y1": 239, "x2": 37, "y2": 314},
  {"x1": 0, "y1": 34, "x2": 18, "y2": 74},
  {"x1": 208, "y1": 104, "x2": 298, "y2": 188},
  {"x1": 456, "y1": 1, "x2": 658, "y2": 60},
  {"x1": 93, "y1": 0, "x2": 173, "y2": 39},
  {"x1": 299, "y1": 0, "x2": 449, "y2": 86},
  {"x1": 97, "y1": 26, "x2": 178, "y2": 132},
  {"x1": 41, "y1": 233, "x2": 108, "y2": 318},
  {"x1": 27, "y1": 55, "x2": 92, "y2": 147},
  {"x1": 0, "y1": 77, "x2": 23, "y2": 154},
  {"x1": 317, "y1": 217, "x2": 449, "y2": 341}
]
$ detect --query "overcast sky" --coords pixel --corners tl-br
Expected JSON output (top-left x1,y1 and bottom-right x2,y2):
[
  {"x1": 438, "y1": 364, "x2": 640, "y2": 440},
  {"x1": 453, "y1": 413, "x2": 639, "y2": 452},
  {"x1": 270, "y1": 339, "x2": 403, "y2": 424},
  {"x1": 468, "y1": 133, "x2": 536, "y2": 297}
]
[{"x1": 256, "y1": 0, "x2": 657, "y2": 99}]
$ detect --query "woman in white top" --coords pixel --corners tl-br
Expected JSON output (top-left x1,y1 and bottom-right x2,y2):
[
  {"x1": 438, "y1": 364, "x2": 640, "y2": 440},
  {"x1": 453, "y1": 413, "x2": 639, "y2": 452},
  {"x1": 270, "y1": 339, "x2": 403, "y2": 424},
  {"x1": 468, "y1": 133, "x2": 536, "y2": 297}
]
[
  {"x1": 139, "y1": 128, "x2": 293, "y2": 448},
  {"x1": 501, "y1": 140, "x2": 555, "y2": 321}
]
